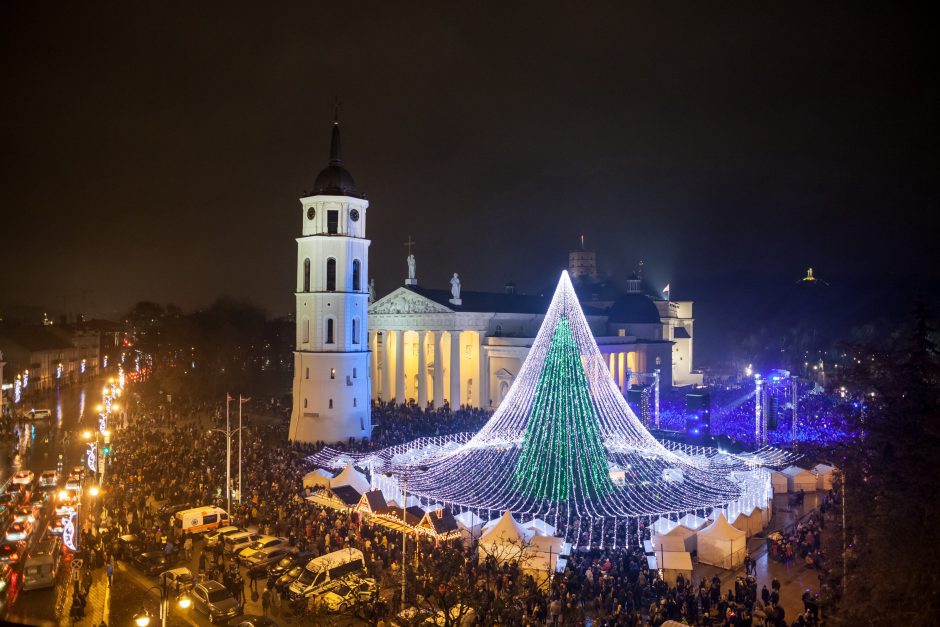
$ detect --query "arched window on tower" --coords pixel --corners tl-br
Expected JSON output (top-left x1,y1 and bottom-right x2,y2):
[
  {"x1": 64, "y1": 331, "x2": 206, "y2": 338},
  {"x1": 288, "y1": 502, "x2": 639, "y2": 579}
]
[
  {"x1": 303, "y1": 258, "x2": 311, "y2": 292},
  {"x1": 352, "y1": 259, "x2": 361, "y2": 291},
  {"x1": 352, "y1": 317, "x2": 360, "y2": 345},
  {"x1": 326, "y1": 258, "x2": 336, "y2": 291},
  {"x1": 325, "y1": 318, "x2": 335, "y2": 344},
  {"x1": 302, "y1": 317, "x2": 310, "y2": 344}
]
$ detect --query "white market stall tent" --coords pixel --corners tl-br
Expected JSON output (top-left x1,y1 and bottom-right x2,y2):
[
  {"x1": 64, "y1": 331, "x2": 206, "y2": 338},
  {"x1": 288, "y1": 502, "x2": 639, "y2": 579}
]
[
  {"x1": 303, "y1": 468, "x2": 334, "y2": 490},
  {"x1": 647, "y1": 550, "x2": 694, "y2": 586},
  {"x1": 651, "y1": 523, "x2": 697, "y2": 553},
  {"x1": 813, "y1": 464, "x2": 837, "y2": 490},
  {"x1": 730, "y1": 507, "x2": 764, "y2": 537},
  {"x1": 697, "y1": 513, "x2": 747, "y2": 569},
  {"x1": 770, "y1": 470, "x2": 789, "y2": 494},
  {"x1": 782, "y1": 466, "x2": 817, "y2": 492},
  {"x1": 330, "y1": 464, "x2": 371, "y2": 494},
  {"x1": 478, "y1": 511, "x2": 567, "y2": 590},
  {"x1": 455, "y1": 510, "x2": 485, "y2": 541},
  {"x1": 478, "y1": 510, "x2": 534, "y2": 563},
  {"x1": 676, "y1": 513, "x2": 708, "y2": 532}
]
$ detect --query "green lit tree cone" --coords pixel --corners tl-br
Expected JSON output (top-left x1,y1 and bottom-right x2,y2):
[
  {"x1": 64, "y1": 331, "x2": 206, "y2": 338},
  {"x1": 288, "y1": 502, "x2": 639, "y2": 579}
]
[{"x1": 512, "y1": 317, "x2": 613, "y2": 501}]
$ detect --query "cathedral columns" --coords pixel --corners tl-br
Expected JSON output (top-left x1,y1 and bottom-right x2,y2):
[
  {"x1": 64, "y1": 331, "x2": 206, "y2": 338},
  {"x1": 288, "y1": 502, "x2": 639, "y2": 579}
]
[
  {"x1": 610, "y1": 351, "x2": 619, "y2": 390},
  {"x1": 417, "y1": 330, "x2": 428, "y2": 407},
  {"x1": 382, "y1": 331, "x2": 392, "y2": 402},
  {"x1": 395, "y1": 330, "x2": 405, "y2": 402},
  {"x1": 450, "y1": 331, "x2": 461, "y2": 408},
  {"x1": 432, "y1": 331, "x2": 444, "y2": 409},
  {"x1": 370, "y1": 331, "x2": 378, "y2": 398},
  {"x1": 478, "y1": 334, "x2": 489, "y2": 409}
]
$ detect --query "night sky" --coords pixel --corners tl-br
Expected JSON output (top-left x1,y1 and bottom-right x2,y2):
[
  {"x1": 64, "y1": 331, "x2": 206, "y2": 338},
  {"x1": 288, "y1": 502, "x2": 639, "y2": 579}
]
[{"x1": 2, "y1": 4, "x2": 936, "y2": 360}]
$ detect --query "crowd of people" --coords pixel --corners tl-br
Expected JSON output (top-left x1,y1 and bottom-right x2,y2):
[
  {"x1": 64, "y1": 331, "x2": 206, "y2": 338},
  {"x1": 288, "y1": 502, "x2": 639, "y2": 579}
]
[{"x1": 64, "y1": 391, "x2": 834, "y2": 626}]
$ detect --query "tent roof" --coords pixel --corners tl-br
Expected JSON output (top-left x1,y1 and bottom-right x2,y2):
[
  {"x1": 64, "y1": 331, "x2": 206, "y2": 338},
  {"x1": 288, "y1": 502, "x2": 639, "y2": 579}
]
[
  {"x1": 481, "y1": 510, "x2": 533, "y2": 545},
  {"x1": 524, "y1": 518, "x2": 556, "y2": 537},
  {"x1": 813, "y1": 463, "x2": 835, "y2": 474},
  {"x1": 651, "y1": 517, "x2": 678, "y2": 535},
  {"x1": 782, "y1": 465, "x2": 813, "y2": 478},
  {"x1": 455, "y1": 510, "x2": 484, "y2": 529},
  {"x1": 654, "y1": 550, "x2": 693, "y2": 571},
  {"x1": 676, "y1": 513, "x2": 708, "y2": 530},
  {"x1": 698, "y1": 513, "x2": 746, "y2": 540},
  {"x1": 331, "y1": 464, "x2": 370, "y2": 494}
]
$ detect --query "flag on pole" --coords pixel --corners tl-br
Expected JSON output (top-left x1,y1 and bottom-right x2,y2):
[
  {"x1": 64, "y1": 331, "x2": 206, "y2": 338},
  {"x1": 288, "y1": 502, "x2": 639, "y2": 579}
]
[
  {"x1": 239, "y1": 396, "x2": 251, "y2": 404},
  {"x1": 663, "y1": 284, "x2": 671, "y2": 299},
  {"x1": 226, "y1": 393, "x2": 233, "y2": 402}
]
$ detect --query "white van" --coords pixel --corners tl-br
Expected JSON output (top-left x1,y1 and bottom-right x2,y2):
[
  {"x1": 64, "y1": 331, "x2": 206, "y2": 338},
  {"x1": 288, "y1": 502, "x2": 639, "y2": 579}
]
[
  {"x1": 288, "y1": 548, "x2": 365, "y2": 599},
  {"x1": 22, "y1": 537, "x2": 61, "y2": 590},
  {"x1": 223, "y1": 531, "x2": 260, "y2": 556},
  {"x1": 27, "y1": 409, "x2": 52, "y2": 421},
  {"x1": 174, "y1": 507, "x2": 229, "y2": 534}
]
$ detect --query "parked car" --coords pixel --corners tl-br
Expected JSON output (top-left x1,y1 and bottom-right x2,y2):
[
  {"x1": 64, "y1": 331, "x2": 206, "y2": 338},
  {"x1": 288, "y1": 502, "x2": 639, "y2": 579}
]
[
  {"x1": 222, "y1": 531, "x2": 260, "y2": 556},
  {"x1": 116, "y1": 534, "x2": 144, "y2": 560},
  {"x1": 27, "y1": 409, "x2": 52, "y2": 420},
  {"x1": 133, "y1": 551, "x2": 178, "y2": 577},
  {"x1": 205, "y1": 525, "x2": 241, "y2": 549},
  {"x1": 268, "y1": 551, "x2": 315, "y2": 579},
  {"x1": 236, "y1": 536, "x2": 288, "y2": 564},
  {"x1": 12, "y1": 471, "x2": 34, "y2": 486},
  {"x1": 191, "y1": 580, "x2": 241, "y2": 623},
  {"x1": 246, "y1": 546, "x2": 298, "y2": 577},
  {"x1": 274, "y1": 563, "x2": 305, "y2": 593},
  {"x1": 5, "y1": 522, "x2": 31, "y2": 542},
  {"x1": 160, "y1": 567, "x2": 194, "y2": 593},
  {"x1": 39, "y1": 470, "x2": 59, "y2": 489},
  {"x1": 0, "y1": 541, "x2": 26, "y2": 565},
  {"x1": 319, "y1": 576, "x2": 378, "y2": 612},
  {"x1": 12, "y1": 505, "x2": 35, "y2": 525}
]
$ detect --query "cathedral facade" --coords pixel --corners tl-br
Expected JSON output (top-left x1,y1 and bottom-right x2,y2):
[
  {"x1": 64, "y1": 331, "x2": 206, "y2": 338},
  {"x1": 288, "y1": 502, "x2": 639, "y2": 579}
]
[{"x1": 368, "y1": 250, "x2": 702, "y2": 411}]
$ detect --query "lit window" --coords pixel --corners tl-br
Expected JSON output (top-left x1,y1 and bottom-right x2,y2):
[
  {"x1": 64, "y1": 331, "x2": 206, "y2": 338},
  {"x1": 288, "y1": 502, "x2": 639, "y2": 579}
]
[
  {"x1": 330, "y1": 368, "x2": 336, "y2": 379},
  {"x1": 326, "y1": 258, "x2": 336, "y2": 292},
  {"x1": 352, "y1": 259, "x2": 361, "y2": 291}
]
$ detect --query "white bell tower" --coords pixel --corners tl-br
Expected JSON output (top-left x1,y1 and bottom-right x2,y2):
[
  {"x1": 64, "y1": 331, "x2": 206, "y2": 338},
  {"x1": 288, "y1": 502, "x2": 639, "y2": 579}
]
[{"x1": 289, "y1": 115, "x2": 372, "y2": 444}]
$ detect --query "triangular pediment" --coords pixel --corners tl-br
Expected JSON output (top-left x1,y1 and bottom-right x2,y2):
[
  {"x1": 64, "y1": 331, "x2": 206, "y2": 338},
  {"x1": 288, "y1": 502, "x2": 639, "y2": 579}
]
[{"x1": 370, "y1": 288, "x2": 453, "y2": 315}]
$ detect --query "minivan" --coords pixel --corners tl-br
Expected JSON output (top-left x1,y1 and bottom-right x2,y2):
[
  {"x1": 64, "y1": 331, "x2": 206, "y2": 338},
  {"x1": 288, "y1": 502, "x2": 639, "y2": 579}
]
[
  {"x1": 223, "y1": 531, "x2": 260, "y2": 556},
  {"x1": 22, "y1": 537, "x2": 60, "y2": 590},
  {"x1": 288, "y1": 548, "x2": 365, "y2": 599}
]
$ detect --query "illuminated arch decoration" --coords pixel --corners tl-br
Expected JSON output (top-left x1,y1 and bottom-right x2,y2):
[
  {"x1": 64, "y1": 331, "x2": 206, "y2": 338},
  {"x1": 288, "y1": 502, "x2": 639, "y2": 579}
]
[
  {"x1": 63, "y1": 512, "x2": 77, "y2": 552},
  {"x1": 308, "y1": 272, "x2": 796, "y2": 536},
  {"x1": 86, "y1": 443, "x2": 97, "y2": 474}
]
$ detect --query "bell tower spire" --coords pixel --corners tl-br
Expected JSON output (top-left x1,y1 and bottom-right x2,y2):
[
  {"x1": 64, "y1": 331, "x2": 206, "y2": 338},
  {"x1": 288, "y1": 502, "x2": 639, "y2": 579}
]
[{"x1": 290, "y1": 112, "x2": 372, "y2": 444}]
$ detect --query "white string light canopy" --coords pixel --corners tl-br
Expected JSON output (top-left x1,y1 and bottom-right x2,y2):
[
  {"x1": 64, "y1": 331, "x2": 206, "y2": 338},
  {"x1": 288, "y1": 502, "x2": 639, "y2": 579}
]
[{"x1": 308, "y1": 272, "x2": 793, "y2": 536}]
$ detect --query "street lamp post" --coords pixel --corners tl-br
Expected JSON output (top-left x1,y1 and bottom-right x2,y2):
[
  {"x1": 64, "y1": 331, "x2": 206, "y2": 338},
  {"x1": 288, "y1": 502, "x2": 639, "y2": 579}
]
[
  {"x1": 209, "y1": 396, "x2": 245, "y2": 515},
  {"x1": 133, "y1": 574, "x2": 192, "y2": 627},
  {"x1": 384, "y1": 466, "x2": 427, "y2": 611}
]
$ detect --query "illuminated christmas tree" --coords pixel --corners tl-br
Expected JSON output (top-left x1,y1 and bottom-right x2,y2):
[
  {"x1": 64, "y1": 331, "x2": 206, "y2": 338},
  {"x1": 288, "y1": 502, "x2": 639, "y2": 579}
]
[{"x1": 513, "y1": 316, "x2": 613, "y2": 500}]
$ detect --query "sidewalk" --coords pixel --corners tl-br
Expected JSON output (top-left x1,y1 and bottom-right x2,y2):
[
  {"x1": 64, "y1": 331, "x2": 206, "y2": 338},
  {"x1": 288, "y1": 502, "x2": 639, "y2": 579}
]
[{"x1": 692, "y1": 491, "x2": 824, "y2": 621}]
